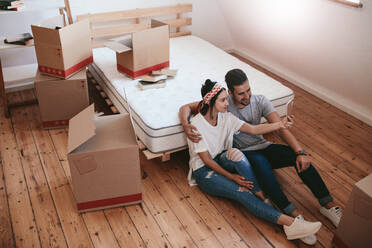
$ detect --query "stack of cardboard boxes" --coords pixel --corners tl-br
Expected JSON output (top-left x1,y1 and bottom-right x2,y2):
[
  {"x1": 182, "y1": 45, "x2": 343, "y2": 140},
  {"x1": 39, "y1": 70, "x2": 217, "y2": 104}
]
[
  {"x1": 31, "y1": 19, "x2": 92, "y2": 129},
  {"x1": 31, "y1": 18, "x2": 142, "y2": 212}
]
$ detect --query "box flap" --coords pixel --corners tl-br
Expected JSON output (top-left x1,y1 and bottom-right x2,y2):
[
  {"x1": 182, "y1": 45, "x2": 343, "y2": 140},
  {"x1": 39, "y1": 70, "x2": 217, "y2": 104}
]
[
  {"x1": 132, "y1": 24, "x2": 169, "y2": 70},
  {"x1": 68, "y1": 104, "x2": 96, "y2": 153},
  {"x1": 58, "y1": 19, "x2": 92, "y2": 69},
  {"x1": 104, "y1": 41, "x2": 132, "y2": 53},
  {"x1": 31, "y1": 16, "x2": 64, "y2": 46},
  {"x1": 151, "y1": 19, "x2": 168, "y2": 28}
]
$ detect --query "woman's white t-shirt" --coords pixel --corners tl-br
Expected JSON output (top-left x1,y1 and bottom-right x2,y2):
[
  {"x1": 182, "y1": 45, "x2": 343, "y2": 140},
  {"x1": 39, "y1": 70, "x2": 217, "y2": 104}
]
[{"x1": 187, "y1": 112, "x2": 244, "y2": 185}]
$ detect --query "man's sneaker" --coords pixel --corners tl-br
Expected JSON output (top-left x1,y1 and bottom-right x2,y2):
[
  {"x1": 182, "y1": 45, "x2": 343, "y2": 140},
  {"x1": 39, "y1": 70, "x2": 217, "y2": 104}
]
[
  {"x1": 284, "y1": 215, "x2": 322, "y2": 240},
  {"x1": 319, "y1": 206, "x2": 342, "y2": 227},
  {"x1": 298, "y1": 215, "x2": 317, "y2": 245}
]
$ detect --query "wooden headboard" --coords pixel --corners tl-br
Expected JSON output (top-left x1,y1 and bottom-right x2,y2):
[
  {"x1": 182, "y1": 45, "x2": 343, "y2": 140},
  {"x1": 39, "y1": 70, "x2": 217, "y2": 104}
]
[{"x1": 75, "y1": 4, "x2": 192, "y2": 48}]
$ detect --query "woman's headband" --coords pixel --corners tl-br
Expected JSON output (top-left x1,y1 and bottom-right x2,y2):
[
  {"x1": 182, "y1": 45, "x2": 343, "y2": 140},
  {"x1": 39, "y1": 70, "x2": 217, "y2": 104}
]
[{"x1": 203, "y1": 84, "x2": 223, "y2": 104}]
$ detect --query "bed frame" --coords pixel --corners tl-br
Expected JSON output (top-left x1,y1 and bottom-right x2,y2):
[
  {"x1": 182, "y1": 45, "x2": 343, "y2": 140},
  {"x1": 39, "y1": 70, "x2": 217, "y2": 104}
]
[
  {"x1": 75, "y1": 4, "x2": 193, "y2": 161},
  {"x1": 76, "y1": 4, "x2": 192, "y2": 48}
]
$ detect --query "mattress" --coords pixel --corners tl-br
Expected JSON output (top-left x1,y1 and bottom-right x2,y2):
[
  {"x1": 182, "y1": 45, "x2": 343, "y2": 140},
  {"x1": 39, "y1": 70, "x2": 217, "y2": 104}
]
[{"x1": 90, "y1": 35, "x2": 294, "y2": 154}]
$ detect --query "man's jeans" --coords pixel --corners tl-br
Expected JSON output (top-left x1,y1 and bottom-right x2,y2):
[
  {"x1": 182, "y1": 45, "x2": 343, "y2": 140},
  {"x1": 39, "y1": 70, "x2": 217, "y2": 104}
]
[
  {"x1": 193, "y1": 150, "x2": 282, "y2": 224},
  {"x1": 243, "y1": 144, "x2": 333, "y2": 215}
]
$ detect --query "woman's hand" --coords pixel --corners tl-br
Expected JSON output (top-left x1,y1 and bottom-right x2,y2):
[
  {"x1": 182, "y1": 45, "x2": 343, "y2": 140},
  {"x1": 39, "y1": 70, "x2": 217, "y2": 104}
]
[
  {"x1": 279, "y1": 115, "x2": 294, "y2": 130},
  {"x1": 229, "y1": 174, "x2": 254, "y2": 189},
  {"x1": 183, "y1": 123, "x2": 202, "y2": 143}
]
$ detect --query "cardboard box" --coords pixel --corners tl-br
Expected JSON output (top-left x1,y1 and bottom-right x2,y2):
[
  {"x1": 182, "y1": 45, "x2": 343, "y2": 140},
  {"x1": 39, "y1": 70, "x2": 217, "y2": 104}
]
[
  {"x1": 31, "y1": 19, "x2": 93, "y2": 79},
  {"x1": 333, "y1": 173, "x2": 372, "y2": 248},
  {"x1": 105, "y1": 19, "x2": 169, "y2": 79},
  {"x1": 67, "y1": 105, "x2": 142, "y2": 212},
  {"x1": 34, "y1": 69, "x2": 89, "y2": 129}
]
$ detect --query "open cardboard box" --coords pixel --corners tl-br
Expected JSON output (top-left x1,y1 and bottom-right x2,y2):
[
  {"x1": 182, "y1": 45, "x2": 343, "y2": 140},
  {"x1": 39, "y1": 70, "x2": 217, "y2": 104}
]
[
  {"x1": 67, "y1": 105, "x2": 142, "y2": 212},
  {"x1": 333, "y1": 173, "x2": 372, "y2": 248},
  {"x1": 31, "y1": 17, "x2": 93, "y2": 79},
  {"x1": 34, "y1": 69, "x2": 89, "y2": 129},
  {"x1": 105, "y1": 19, "x2": 169, "y2": 79}
]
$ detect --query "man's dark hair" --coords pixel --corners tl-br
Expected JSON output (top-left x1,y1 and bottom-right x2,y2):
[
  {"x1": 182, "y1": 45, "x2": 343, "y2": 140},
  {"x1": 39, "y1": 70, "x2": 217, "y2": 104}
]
[{"x1": 225, "y1": 69, "x2": 248, "y2": 92}]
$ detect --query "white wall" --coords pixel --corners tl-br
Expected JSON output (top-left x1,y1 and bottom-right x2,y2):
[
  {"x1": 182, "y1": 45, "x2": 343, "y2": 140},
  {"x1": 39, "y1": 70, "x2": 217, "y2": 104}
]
[
  {"x1": 0, "y1": 0, "x2": 233, "y2": 67},
  {"x1": 0, "y1": 0, "x2": 65, "y2": 66},
  {"x1": 217, "y1": 0, "x2": 372, "y2": 125}
]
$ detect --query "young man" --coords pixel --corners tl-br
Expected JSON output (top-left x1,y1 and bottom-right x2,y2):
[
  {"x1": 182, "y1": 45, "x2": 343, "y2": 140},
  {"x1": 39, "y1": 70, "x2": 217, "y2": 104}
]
[{"x1": 179, "y1": 69, "x2": 342, "y2": 235}]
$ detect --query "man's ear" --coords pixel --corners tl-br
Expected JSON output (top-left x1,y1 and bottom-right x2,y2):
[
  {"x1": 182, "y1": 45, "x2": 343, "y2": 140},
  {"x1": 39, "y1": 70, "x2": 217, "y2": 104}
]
[{"x1": 228, "y1": 89, "x2": 233, "y2": 96}]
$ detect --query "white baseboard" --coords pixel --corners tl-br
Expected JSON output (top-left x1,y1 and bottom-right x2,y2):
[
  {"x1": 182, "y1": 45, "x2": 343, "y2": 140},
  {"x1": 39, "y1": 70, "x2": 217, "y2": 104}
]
[
  {"x1": 223, "y1": 47, "x2": 234, "y2": 53},
  {"x1": 231, "y1": 48, "x2": 372, "y2": 126}
]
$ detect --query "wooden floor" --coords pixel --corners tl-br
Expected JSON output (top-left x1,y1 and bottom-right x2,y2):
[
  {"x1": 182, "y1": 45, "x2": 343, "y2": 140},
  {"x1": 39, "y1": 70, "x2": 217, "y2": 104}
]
[{"x1": 1, "y1": 58, "x2": 371, "y2": 248}]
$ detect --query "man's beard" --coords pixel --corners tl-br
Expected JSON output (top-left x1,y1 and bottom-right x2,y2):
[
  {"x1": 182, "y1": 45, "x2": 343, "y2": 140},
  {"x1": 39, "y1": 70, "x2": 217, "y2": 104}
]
[{"x1": 240, "y1": 99, "x2": 250, "y2": 106}]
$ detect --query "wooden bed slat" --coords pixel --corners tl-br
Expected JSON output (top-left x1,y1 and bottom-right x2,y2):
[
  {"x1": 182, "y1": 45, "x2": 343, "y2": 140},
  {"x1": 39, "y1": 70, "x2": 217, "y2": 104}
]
[
  {"x1": 92, "y1": 23, "x2": 150, "y2": 38},
  {"x1": 163, "y1": 17, "x2": 192, "y2": 28},
  {"x1": 77, "y1": 4, "x2": 192, "y2": 23},
  {"x1": 77, "y1": 4, "x2": 192, "y2": 48},
  {"x1": 170, "y1": 31, "x2": 192, "y2": 38}
]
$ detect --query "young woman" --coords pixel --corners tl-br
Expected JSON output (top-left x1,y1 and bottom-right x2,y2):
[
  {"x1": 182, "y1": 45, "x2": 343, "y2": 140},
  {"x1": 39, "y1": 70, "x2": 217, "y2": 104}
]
[{"x1": 185, "y1": 79, "x2": 321, "y2": 241}]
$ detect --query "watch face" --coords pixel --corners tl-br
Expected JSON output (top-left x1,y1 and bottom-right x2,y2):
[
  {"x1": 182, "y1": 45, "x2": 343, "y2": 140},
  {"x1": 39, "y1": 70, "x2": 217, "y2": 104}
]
[{"x1": 297, "y1": 149, "x2": 307, "y2": 155}]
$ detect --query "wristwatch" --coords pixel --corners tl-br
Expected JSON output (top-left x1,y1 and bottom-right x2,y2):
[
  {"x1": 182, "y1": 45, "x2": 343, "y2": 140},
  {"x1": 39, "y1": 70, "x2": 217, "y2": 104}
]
[{"x1": 295, "y1": 149, "x2": 307, "y2": 157}]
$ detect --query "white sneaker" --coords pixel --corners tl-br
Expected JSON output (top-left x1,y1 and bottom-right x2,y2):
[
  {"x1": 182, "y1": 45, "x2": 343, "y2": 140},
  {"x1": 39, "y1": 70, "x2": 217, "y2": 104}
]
[
  {"x1": 298, "y1": 215, "x2": 317, "y2": 245},
  {"x1": 319, "y1": 206, "x2": 342, "y2": 227},
  {"x1": 284, "y1": 215, "x2": 322, "y2": 240}
]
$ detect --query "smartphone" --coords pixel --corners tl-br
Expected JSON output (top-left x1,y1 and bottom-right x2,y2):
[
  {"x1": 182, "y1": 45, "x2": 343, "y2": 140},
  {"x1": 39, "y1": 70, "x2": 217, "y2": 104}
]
[{"x1": 286, "y1": 98, "x2": 294, "y2": 118}]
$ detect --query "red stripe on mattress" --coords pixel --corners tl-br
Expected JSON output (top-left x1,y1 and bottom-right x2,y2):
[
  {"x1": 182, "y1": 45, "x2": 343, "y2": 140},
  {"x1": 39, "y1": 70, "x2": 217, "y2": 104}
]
[
  {"x1": 42, "y1": 119, "x2": 69, "y2": 128},
  {"x1": 77, "y1": 193, "x2": 142, "y2": 211},
  {"x1": 39, "y1": 56, "x2": 93, "y2": 78},
  {"x1": 117, "y1": 61, "x2": 170, "y2": 78}
]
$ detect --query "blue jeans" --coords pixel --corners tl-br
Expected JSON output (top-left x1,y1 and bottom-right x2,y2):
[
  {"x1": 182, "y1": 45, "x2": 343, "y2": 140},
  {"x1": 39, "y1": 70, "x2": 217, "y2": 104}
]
[
  {"x1": 193, "y1": 149, "x2": 282, "y2": 224},
  {"x1": 243, "y1": 144, "x2": 333, "y2": 215}
]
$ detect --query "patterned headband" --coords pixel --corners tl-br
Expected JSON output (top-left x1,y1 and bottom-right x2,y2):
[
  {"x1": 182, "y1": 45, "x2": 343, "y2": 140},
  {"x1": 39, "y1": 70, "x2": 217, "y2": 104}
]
[{"x1": 203, "y1": 84, "x2": 223, "y2": 104}]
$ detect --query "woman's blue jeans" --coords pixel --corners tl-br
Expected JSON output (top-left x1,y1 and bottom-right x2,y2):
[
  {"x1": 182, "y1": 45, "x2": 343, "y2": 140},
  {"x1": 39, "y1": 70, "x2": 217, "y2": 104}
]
[{"x1": 193, "y1": 149, "x2": 282, "y2": 224}]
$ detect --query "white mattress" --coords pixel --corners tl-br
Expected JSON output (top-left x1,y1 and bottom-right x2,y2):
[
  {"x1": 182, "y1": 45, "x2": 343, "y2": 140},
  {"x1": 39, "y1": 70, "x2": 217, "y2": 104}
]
[{"x1": 91, "y1": 35, "x2": 294, "y2": 153}]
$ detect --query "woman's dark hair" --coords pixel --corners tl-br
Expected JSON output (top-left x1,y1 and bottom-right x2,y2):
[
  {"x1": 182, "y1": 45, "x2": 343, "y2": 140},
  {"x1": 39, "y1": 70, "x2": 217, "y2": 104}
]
[
  {"x1": 200, "y1": 79, "x2": 225, "y2": 117},
  {"x1": 225, "y1": 68, "x2": 248, "y2": 92}
]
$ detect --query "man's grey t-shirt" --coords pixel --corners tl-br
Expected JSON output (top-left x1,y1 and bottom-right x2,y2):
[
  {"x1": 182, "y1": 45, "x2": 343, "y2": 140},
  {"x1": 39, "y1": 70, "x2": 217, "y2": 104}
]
[{"x1": 227, "y1": 94, "x2": 276, "y2": 151}]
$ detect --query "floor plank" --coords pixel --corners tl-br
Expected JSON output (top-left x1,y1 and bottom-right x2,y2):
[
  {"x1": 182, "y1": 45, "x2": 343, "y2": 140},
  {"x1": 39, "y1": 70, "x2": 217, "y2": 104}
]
[
  {"x1": 143, "y1": 158, "x2": 225, "y2": 248},
  {"x1": 0, "y1": 93, "x2": 40, "y2": 248},
  {"x1": 125, "y1": 203, "x2": 172, "y2": 248},
  {"x1": 11, "y1": 104, "x2": 68, "y2": 248},
  {"x1": 104, "y1": 208, "x2": 146, "y2": 248},
  {"x1": 0, "y1": 144, "x2": 15, "y2": 248}
]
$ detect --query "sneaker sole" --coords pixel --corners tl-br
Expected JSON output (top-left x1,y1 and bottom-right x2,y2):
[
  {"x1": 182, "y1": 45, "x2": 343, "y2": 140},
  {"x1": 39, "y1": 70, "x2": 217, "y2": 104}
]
[
  {"x1": 300, "y1": 237, "x2": 317, "y2": 245},
  {"x1": 286, "y1": 223, "x2": 322, "y2": 240}
]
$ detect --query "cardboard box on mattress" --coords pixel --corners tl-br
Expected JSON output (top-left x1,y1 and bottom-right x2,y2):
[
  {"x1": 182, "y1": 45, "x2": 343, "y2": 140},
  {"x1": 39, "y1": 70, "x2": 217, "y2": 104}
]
[
  {"x1": 67, "y1": 105, "x2": 142, "y2": 213},
  {"x1": 31, "y1": 18, "x2": 93, "y2": 79},
  {"x1": 105, "y1": 19, "x2": 169, "y2": 79},
  {"x1": 333, "y1": 173, "x2": 372, "y2": 248},
  {"x1": 34, "y1": 69, "x2": 89, "y2": 129}
]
